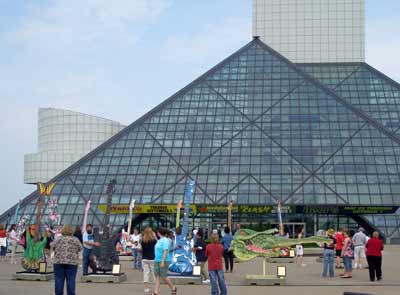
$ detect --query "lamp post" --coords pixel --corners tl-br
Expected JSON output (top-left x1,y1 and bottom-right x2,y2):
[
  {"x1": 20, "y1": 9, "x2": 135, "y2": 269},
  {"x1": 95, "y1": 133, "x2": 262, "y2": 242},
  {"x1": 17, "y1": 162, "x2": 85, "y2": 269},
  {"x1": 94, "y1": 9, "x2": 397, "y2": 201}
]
[{"x1": 227, "y1": 201, "x2": 233, "y2": 231}]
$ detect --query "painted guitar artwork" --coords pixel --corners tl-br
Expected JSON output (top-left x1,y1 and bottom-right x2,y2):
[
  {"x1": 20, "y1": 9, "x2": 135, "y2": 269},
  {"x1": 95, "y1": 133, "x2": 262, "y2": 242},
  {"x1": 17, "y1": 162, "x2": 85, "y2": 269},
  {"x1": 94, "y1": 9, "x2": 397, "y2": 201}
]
[
  {"x1": 91, "y1": 179, "x2": 120, "y2": 272},
  {"x1": 227, "y1": 201, "x2": 233, "y2": 232},
  {"x1": 169, "y1": 180, "x2": 197, "y2": 275},
  {"x1": 21, "y1": 182, "x2": 55, "y2": 271},
  {"x1": 82, "y1": 200, "x2": 91, "y2": 232},
  {"x1": 121, "y1": 199, "x2": 136, "y2": 252},
  {"x1": 175, "y1": 200, "x2": 183, "y2": 228}
]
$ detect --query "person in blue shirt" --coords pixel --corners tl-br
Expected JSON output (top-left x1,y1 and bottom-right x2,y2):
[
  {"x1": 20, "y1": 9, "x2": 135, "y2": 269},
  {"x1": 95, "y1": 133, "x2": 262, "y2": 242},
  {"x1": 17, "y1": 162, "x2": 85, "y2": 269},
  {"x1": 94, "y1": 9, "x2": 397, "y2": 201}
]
[
  {"x1": 153, "y1": 227, "x2": 177, "y2": 295},
  {"x1": 221, "y1": 227, "x2": 234, "y2": 273}
]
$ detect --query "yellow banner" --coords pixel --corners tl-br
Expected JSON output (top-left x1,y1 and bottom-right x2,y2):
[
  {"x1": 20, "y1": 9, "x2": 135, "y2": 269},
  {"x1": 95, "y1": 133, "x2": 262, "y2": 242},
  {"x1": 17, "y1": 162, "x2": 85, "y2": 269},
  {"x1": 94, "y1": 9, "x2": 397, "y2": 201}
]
[{"x1": 98, "y1": 204, "x2": 197, "y2": 215}]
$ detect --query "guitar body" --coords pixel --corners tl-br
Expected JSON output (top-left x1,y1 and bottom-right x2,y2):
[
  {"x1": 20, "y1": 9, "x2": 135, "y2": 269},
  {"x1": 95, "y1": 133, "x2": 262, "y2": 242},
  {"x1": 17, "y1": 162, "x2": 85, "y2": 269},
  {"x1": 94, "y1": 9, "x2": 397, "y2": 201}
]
[
  {"x1": 91, "y1": 180, "x2": 120, "y2": 272},
  {"x1": 169, "y1": 181, "x2": 197, "y2": 275}
]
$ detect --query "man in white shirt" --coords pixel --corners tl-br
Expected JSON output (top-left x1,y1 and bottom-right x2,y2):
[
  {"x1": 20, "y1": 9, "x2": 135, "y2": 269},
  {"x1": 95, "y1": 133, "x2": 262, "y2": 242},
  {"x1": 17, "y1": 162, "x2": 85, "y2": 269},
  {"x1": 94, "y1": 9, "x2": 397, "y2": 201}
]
[
  {"x1": 82, "y1": 224, "x2": 100, "y2": 275},
  {"x1": 352, "y1": 227, "x2": 367, "y2": 269}
]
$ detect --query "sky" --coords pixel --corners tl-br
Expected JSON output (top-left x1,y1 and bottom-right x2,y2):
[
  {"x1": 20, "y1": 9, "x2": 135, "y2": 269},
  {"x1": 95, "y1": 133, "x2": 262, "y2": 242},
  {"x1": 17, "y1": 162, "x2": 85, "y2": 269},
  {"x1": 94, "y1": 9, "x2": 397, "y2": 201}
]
[{"x1": 1, "y1": 0, "x2": 400, "y2": 213}]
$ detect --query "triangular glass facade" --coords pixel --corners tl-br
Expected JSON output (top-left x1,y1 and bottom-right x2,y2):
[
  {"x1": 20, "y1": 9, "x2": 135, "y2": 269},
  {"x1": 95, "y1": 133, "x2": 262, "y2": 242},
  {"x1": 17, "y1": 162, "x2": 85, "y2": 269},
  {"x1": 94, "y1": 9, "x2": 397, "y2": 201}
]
[
  {"x1": 298, "y1": 63, "x2": 400, "y2": 241},
  {"x1": 1, "y1": 39, "x2": 400, "y2": 239}
]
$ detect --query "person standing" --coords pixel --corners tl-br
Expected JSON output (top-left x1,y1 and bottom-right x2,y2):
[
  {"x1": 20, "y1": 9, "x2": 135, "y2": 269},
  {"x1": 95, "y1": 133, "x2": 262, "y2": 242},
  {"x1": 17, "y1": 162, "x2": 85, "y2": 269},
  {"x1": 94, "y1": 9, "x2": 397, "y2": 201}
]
[
  {"x1": 141, "y1": 227, "x2": 157, "y2": 294},
  {"x1": 334, "y1": 228, "x2": 345, "y2": 269},
  {"x1": 131, "y1": 227, "x2": 142, "y2": 270},
  {"x1": 73, "y1": 226, "x2": 83, "y2": 244},
  {"x1": 206, "y1": 233, "x2": 227, "y2": 295},
  {"x1": 322, "y1": 229, "x2": 336, "y2": 278},
  {"x1": 0, "y1": 224, "x2": 7, "y2": 262},
  {"x1": 153, "y1": 227, "x2": 177, "y2": 295},
  {"x1": 51, "y1": 225, "x2": 82, "y2": 295},
  {"x1": 341, "y1": 230, "x2": 353, "y2": 279},
  {"x1": 82, "y1": 224, "x2": 99, "y2": 276},
  {"x1": 192, "y1": 230, "x2": 209, "y2": 284},
  {"x1": 352, "y1": 227, "x2": 367, "y2": 269},
  {"x1": 295, "y1": 228, "x2": 306, "y2": 267},
  {"x1": 221, "y1": 227, "x2": 234, "y2": 273},
  {"x1": 366, "y1": 231, "x2": 384, "y2": 282},
  {"x1": 232, "y1": 224, "x2": 241, "y2": 236},
  {"x1": 8, "y1": 224, "x2": 18, "y2": 264}
]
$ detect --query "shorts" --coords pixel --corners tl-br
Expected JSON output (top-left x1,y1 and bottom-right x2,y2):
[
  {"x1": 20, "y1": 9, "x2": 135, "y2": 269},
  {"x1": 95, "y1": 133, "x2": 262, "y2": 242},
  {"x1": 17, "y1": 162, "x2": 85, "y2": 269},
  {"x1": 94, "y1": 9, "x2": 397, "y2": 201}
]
[
  {"x1": 154, "y1": 261, "x2": 170, "y2": 278},
  {"x1": 296, "y1": 245, "x2": 303, "y2": 256},
  {"x1": 336, "y1": 250, "x2": 342, "y2": 257},
  {"x1": 354, "y1": 246, "x2": 366, "y2": 259}
]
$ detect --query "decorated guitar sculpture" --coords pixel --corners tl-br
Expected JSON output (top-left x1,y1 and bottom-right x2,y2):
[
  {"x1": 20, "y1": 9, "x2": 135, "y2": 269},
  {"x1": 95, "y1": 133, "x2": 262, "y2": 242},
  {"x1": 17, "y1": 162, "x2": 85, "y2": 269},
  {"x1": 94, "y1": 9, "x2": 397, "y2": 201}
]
[
  {"x1": 169, "y1": 180, "x2": 197, "y2": 275},
  {"x1": 91, "y1": 179, "x2": 120, "y2": 272},
  {"x1": 82, "y1": 200, "x2": 91, "y2": 232},
  {"x1": 175, "y1": 200, "x2": 183, "y2": 228},
  {"x1": 21, "y1": 182, "x2": 55, "y2": 271},
  {"x1": 120, "y1": 200, "x2": 135, "y2": 253},
  {"x1": 231, "y1": 228, "x2": 330, "y2": 261}
]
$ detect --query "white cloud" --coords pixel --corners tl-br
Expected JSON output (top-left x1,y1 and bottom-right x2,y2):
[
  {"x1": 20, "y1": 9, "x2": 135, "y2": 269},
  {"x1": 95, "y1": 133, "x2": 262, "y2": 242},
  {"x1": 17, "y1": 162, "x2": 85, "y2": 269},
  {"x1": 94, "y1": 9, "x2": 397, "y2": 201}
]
[
  {"x1": 161, "y1": 17, "x2": 251, "y2": 64},
  {"x1": 0, "y1": 0, "x2": 174, "y2": 212},
  {"x1": 8, "y1": 0, "x2": 173, "y2": 56}
]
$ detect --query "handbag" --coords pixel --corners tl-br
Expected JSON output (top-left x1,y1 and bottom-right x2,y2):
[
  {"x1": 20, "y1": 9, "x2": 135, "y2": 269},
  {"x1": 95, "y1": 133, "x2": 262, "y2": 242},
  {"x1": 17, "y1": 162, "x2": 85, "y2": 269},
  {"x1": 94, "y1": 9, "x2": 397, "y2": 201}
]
[{"x1": 19, "y1": 235, "x2": 26, "y2": 247}]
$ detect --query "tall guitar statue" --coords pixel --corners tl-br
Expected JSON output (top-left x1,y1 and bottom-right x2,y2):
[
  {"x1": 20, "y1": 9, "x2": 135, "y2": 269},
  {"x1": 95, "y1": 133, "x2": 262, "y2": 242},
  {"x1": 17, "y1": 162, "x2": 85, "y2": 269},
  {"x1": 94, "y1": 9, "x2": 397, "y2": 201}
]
[
  {"x1": 121, "y1": 199, "x2": 136, "y2": 253},
  {"x1": 82, "y1": 200, "x2": 91, "y2": 232},
  {"x1": 169, "y1": 180, "x2": 197, "y2": 275},
  {"x1": 277, "y1": 201, "x2": 284, "y2": 237},
  {"x1": 227, "y1": 201, "x2": 233, "y2": 232},
  {"x1": 91, "y1": 179, "x2": 120, "y2": 272},
  {"x1": 175, "y1": 200, "x2": 183, "y2": 229},
  {"x1": 21, "y1": 182, "x2": 55, "y2": 271}
]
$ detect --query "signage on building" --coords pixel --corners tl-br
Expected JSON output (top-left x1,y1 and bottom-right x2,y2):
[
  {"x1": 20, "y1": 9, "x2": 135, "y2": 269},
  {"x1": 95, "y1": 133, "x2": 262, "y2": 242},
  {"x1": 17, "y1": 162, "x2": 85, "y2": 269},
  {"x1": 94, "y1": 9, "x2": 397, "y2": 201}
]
[
  {"x1": 98, "y1": 204, "x2": 197, "y2": 214},
  {"x1": 97, "y1": 204, "x2": 398, "y2": 215},
  {"x1": 295, "y1": 205, "x2": 399, "y2": 215}
]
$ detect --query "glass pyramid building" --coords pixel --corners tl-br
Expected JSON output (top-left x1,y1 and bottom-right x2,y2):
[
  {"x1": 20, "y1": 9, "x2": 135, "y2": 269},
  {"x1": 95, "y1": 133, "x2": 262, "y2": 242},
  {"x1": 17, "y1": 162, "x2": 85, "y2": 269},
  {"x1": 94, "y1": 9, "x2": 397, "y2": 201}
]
[{"x1": 1, "y1": 38, "x2": 400, "y2": 241}]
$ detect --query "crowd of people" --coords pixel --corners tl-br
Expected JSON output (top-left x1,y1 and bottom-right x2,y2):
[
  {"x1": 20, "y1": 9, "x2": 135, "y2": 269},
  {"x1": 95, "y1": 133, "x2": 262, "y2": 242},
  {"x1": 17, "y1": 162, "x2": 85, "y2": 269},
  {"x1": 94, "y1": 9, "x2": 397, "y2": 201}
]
[
  {"x1": 0, "y1": 221, "x2": 387, "y2": 294},
  {"x1": 113, "y1": 225, "x2": 232, "y2": 295},
  {"x1": 319, "y1": 227, "x2": 384, "y2": 281}
]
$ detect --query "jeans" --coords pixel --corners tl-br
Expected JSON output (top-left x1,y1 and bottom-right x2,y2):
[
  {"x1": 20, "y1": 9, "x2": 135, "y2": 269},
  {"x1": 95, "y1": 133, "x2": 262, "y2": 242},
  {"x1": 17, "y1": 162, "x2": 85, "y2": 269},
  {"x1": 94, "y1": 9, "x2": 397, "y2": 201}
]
[
  {"x1": 54, "y1": 264, "x2": 78, "y2": 295},
  {"x1": 343, "y1": 256, "x2": 353, "y2": 272},
  {"x1": 82, "y1": 248, "x2": 92, "y2": 275},
  {"x1": 367, "y1": 256, "x2": 382, "y2": 281},
  {"x1": 322, "y1": 249, "x2": 335, "y2": 277},
  {"x1": 209, "y1": 270, "x2": 227, "y2": 295},
  {"x1": 133, "y1": 248, "x2": 142, "y2": 269},
  {"x1": 223, "y1": 250, "x2": 234, "y2": 272}
]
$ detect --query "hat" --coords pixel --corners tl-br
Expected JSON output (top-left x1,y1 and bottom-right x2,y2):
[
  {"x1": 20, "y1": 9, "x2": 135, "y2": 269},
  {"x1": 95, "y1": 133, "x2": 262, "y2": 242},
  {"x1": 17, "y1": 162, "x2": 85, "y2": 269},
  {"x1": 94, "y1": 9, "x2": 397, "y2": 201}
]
[
  {"x1": 359, "y1": 227, "x2": 365, "y2": 232},
  {"x1": 212, "y1": 229, "x2": 218, "y2": 234},
  {"x1": 327, "y1": 229, "x2": 335, "y2": 235}
]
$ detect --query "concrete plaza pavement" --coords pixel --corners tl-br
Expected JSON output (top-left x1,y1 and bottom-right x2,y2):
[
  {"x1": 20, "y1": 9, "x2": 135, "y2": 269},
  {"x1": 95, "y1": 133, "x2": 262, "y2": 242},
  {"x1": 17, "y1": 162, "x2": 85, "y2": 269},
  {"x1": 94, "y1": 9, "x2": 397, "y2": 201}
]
[{"x1": 0, "y1": 246, "x2": 399, "y2": 295}]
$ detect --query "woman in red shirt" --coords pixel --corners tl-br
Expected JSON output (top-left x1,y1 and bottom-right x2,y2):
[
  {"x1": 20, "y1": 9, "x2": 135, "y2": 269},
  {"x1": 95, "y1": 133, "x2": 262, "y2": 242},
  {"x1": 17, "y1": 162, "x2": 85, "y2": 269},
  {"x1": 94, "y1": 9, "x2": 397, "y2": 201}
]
[
  {"x1": 0, "y1": 224, "x2": 7, "y2": 262},
  {"x1": 206, "y1": 233, "x2": 227, "y2": 295},
  {"x1": 366, "y1": 231, "x2": 384, "y2": 281}
]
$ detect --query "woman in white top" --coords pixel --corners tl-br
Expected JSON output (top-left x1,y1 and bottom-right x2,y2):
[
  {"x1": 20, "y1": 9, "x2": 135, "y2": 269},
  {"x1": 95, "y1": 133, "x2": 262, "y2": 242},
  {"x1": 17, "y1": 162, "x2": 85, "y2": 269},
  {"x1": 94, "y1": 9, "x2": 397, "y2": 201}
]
[
  {"x1": 131, "y1": 228, "x2": 142, "y2": 270},
  {"x1": 8, "y1": 224, "x2": 18, "y2": 264},
  {"x1": 295, "y1": 228, "x2": 306, "y2": 267}
]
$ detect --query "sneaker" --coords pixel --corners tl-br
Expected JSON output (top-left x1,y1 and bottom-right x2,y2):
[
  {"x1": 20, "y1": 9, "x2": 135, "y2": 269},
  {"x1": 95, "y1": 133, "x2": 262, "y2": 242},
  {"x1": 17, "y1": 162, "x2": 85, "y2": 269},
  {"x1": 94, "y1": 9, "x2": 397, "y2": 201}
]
[
  {"x1": 202, "y1": 279, "x2": 210, "y2": 284},
  {"x1": 301, "y1": 264, "x2": 307, "y2": 267}
]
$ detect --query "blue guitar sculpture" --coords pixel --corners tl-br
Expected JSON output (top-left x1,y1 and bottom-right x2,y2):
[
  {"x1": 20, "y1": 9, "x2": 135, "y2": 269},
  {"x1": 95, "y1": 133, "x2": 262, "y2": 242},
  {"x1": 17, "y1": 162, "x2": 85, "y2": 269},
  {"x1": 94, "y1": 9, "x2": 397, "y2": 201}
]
[{"x1": 169, "y1": 180, "x2": 197, "y2": 275}]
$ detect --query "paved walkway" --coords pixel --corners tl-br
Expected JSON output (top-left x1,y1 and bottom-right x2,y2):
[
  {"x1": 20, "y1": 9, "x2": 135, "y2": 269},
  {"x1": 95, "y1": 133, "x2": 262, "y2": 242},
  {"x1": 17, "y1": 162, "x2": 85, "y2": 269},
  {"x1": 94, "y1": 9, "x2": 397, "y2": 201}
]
[{"x1": 1, "y1": 246, "x2": 399, "y2": 295}]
